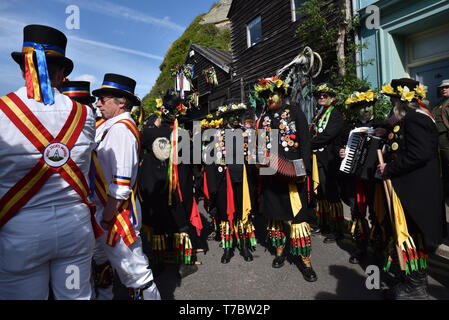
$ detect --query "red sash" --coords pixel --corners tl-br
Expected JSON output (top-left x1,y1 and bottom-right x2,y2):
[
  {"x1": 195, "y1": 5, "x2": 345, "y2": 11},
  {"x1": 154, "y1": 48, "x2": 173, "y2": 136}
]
[
  {"x1": 94, "y1": 117, "x2": 141, "y2": 247},
  {"x1": 0, "y1": 93, "x2": 103, "y2": 237}
]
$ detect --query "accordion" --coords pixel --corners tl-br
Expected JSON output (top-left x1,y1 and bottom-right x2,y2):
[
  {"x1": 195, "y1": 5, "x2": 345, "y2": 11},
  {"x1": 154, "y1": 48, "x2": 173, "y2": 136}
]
[
  {"x1": 339, "y1": 127, "x2": 381, "y2": 180},
  {"x1": 258, "y1": 150, "x2": 307, "y2": 177}
]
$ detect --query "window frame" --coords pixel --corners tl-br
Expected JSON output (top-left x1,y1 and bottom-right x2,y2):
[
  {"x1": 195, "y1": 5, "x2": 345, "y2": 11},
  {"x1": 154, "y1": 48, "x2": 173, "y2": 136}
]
[{"x1": 246, "y1": 16, "x2": 262, "y2": 48}]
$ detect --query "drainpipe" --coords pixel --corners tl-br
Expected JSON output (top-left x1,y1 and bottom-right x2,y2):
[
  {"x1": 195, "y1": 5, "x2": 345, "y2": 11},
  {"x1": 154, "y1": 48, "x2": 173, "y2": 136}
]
[{"x1": 352, "y1": 0, "x2": 362, "y2": 79}]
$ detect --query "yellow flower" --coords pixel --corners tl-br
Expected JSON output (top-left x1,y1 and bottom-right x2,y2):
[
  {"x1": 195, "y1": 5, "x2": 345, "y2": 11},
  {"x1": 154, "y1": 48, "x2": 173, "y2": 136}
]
[
  {"x1": 365, "y1": 90, "x2": 375, "y2": 102},
  {"x1": 397, "y1": 86, "x2": 404, "y2": 95},
  {"x1": 275, "y1": 79, "x2": 283, "y2": 88},
  {"x1": 318, "y1": 84, "x2": 328, "y2": 92},
  {"x1": 415, "y1": 84, "x2": 427, "y2": 99},
  {"x1": 207, "y1": 113, "x2": 213, "y2": 119},
  {"x1": 381, "y1": 84, "x2": 394, "y2": 94},
  {"x1": 401, "y1": 86, "x2": 415, "y2": 101},
  {"x1": 345, "y1": 98, "x2": 352, "y2": 105},
  {"x1": 156, "y1": 98, "x2": 163, "y2": 107},
  {"x1": 357, "y1": 92, "x2": 366, "y2": 101}
]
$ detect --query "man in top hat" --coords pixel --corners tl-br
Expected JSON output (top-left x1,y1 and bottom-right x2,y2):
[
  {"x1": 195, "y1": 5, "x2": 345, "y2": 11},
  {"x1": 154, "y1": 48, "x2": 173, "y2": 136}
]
[
  {"x1": 62, "y1": 80, "x2": 97, "y2": 111},
  {"x1": 255, "y1": 76, "x2": 317, "y2": 282},
  {"x1": 431, "y1": 79, "x2": 449, "y2": 198},
  {"x1": 91, "y1": 73, "x2": 160, "y2": 300},
  {"x1": 378, "y1": 78, "x2": 446, "y2": 299},
  {"x1": 0, "y1": 25, "x2": 99, "y2": 299},
  {"x1": 310, "y1": 84, "x2": 344, "y2": 243}
]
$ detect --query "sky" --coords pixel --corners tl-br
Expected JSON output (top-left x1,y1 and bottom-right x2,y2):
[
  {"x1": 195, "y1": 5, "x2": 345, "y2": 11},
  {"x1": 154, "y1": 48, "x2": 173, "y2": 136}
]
[{"x1": 0, "y1": 0, "x2": 218, "y2": 99}]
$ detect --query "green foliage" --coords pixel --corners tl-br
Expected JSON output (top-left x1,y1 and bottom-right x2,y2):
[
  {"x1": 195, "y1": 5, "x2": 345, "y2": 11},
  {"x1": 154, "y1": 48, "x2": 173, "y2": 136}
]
[
  {"x1": 296, "y1": 0, "x2": 391, "y2": 122},
  {"x1": 141, "y1": 14, "x2": 231, "y2": 116}
]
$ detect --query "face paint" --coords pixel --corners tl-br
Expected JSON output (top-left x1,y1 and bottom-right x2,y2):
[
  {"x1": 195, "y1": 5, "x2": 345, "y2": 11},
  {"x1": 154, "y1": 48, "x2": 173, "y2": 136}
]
[{"x1": 359, "y1": 105, "x2": 373, "y2": 121}]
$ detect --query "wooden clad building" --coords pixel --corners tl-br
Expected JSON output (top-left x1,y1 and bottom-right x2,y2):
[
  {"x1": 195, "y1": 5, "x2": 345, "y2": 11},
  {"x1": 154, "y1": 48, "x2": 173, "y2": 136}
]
[
  {"x1": 185, "y1": 43, "x2": 232, "y2": 118},
  {"x1": 227, "y1": 0, "x2": 339, "y2": 105}
]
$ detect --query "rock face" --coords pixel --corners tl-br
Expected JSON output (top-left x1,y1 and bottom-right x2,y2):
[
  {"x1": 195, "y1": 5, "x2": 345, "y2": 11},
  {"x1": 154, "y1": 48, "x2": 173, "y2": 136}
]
[{"x1": 200, "y1": 0, "x2": 232, "y2": 29}]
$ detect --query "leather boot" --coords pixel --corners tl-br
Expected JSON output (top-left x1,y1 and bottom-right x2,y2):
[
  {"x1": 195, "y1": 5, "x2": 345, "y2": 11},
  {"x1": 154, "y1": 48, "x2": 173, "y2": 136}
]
[
  {"x1": 221, "y1": 248, "x2": 233, "y2": 264},
  {"x1": 178, "y1": 263, "x2": 198, "y2": 278},
  {"x1": 272, "y1": 245, "x2": 286, "y2": 268},
  {"x1": 240, "y1": 245, "x2": 253, "y2": 262},
  {"x1": 385, "y1": 270, "x2": 429, "y2": 300},
  {"x1": 298, "y1": 256, "x2": 318, "y2": 282}
]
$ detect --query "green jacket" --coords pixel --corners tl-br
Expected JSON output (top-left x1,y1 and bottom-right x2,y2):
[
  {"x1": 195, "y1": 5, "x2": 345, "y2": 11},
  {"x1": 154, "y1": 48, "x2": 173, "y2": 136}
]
[{"x1": 431, "y1": 98, "x2": 449, "y2": 133}]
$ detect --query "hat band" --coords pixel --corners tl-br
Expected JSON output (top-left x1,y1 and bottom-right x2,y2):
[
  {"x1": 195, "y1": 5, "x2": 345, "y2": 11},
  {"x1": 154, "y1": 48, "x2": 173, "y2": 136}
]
[
  {"x1": 62, "y1": 87, "x2": 90, "y2": 97},
  {"x1": 22, "y1": 41, "x2": 65, "y2": 56},
  {"x1": 101, "y1": 81, "x2": 133, "y2": 95}
]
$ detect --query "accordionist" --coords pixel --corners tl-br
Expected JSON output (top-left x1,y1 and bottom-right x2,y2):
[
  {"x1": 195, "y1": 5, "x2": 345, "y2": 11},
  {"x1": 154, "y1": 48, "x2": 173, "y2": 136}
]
[
  {"x1": 255, "y1": 76, "x2": 317, "y2": 283},
  {"x1": 338, "y1": 87, "x2": 385, "y2": 265}
]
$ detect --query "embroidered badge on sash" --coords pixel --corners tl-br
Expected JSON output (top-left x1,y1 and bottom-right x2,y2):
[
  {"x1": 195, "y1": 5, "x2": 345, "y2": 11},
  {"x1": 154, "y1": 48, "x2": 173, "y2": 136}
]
[{"x1": 43, "y1": 142, "x2": 70, "y2": 167}]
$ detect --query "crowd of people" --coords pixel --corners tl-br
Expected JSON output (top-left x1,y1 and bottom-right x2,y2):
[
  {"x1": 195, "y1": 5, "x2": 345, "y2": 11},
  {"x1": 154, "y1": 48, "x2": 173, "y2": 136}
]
[{"x1": 0, "y1": 24, "x2": 447, "y2": 301}]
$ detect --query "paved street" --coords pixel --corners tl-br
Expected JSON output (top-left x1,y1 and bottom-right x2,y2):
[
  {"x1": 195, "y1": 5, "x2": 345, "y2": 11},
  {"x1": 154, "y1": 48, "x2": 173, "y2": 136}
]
[{"x1": 115, "y1": 202, "x2": 449, "y2": 300}]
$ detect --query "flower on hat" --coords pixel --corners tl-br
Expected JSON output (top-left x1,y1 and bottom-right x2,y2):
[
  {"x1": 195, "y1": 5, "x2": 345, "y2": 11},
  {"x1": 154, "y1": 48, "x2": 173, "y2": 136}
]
[
  {"x1": 156, "y1": 98, "x2": 163, "y2": 108},
  {"x1": 365, "y1": 90, "x2": 375, "y2": 102},
  {"x1": 345, "y1": 89, "x2": 378, "y2": 106},
  {"x1": 400, "y1": 86, "x2": 415, "y2": 102},
  {"x1": 254, "y1": 76, "x2": 289, "y2": 97},
  {"x1": 317, "y1": 84, "x2": 329, "y2": 92},
  {"x1": 381, "y1": 82, "x2": 427, "y2": 102},
  {"x1": 381, "y1": 84, "x2": 394, "y2": 95},
  {"x1": 415, "y1": 84, "x2": 427, "y2": 99},
  {"x1": 356, "y1": 92, "x2": 366, "y2": 101}
]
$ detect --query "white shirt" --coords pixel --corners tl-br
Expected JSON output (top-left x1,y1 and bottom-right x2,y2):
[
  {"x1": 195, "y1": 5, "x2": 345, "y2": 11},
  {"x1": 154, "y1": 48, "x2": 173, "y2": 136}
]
[
  {"x1": 94, "y1": 112, "x2": 139, "y2": 203},
  {"x1": 0, "y1": 87, "x2": 96, "y2": 209}
]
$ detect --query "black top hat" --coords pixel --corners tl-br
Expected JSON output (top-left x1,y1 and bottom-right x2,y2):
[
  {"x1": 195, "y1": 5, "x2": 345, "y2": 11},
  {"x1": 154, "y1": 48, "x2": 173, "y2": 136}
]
[
  {"x1": 62, "y1": 81, "x2": 96, "y2": 104},
  {"x1": 92, "y1": 73, "x2": 141, "y2": 106},
  {"x1": 11, "y1": 24, "x2": 73, "y2": 77}
]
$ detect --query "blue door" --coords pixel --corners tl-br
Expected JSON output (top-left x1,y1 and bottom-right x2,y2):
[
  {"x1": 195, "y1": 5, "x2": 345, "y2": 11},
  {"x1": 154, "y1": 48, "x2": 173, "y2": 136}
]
[{"x1": 410, "y1": 59, "x2": 449, "y2": 108}]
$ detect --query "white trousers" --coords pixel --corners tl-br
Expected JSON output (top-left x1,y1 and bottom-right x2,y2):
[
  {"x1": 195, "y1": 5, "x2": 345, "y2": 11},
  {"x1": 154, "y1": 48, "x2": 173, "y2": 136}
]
[
  {"x1": 0, "y1": 202, "x2": 95, "y2": 300},
  {"x1": 93, "y1": 208, "x2": 160, "y2": 300}
]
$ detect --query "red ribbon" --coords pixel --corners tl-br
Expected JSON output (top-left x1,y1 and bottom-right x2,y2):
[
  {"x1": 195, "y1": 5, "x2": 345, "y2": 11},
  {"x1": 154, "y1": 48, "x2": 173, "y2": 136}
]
[
  {"x1": 226, "y1": 169, "x2": 235, "y2": 227},
  {"x1": 190, "y1": 195, "x2": 203, "y2": 237}
]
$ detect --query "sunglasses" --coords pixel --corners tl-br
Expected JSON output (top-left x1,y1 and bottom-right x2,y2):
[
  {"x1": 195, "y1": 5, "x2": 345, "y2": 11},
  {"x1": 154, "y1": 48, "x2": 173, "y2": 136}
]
[
  {"x1": 319, "y1": 93, "x2": 329, "y2": 99},
  {"x1": 96, "y1": 96, "x2": 115, "y2": 104}
]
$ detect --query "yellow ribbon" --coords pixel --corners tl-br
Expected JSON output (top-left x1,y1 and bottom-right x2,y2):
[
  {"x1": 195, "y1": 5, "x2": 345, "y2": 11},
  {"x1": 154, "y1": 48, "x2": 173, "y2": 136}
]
[
  {"x1": 26, "y1": 52, "x2": 41, "y2": 101},
  {"x1": 391, "y1": 186, "x2": 410, "y2": 246},
  {"x1": 312, "y1": 153, "x2": 319, "y2": 194},
  {"x1": 242, "y1": 164, "x2": 252, "y2": 224},
  {"x1": 288, "y1": 183, "x2": 302, "y2": 217}
]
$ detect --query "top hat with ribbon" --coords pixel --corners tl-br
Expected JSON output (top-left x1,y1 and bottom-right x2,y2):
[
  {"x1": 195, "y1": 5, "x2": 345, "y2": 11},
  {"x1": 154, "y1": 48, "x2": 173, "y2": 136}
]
[
  {"x1": 11, "y1": 24, "x2": 74, "y2": 105},
  {"x1": 62, "y1": 81, "x2": 96, "y2": 105},
  {"x1": 92, "y1": 73, "x2": 141, "y2": 107}
]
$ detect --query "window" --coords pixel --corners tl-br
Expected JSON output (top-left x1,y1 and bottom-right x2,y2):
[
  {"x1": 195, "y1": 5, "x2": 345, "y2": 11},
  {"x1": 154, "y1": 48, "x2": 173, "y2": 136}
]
[
  {"x1": 291, "y1": 0, "x2": 305, "y2": 22},
  {"x1": 247, "y1": 16, "x2": 262, "y2": 48}
]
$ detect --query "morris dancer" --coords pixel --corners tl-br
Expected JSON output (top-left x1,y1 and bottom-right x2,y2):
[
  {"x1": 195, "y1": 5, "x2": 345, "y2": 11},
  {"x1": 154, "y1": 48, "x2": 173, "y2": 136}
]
[
  {"x1": 255, "y1": 76, "x2": 317, "y2": 282},
  {"x1": 91, "y1": 73, "x2": 160, "y2": 300}
]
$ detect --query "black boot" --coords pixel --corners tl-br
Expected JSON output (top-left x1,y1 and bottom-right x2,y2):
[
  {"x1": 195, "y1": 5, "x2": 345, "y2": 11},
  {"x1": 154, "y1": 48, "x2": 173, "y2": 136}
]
[
  {"x1": 272, "y1": 246, "x2": 286, "y2": 268},
  {"x1": 384, "y1": 270, "x2": 428, "y2": 300},
  {"x1": 221, "y1": 248, "x2": 233, "y2": 264},
  {"x1": 323, "y1": 232, "x2": 337, "y2": 243},
  {"x1": 240, "y1": 246, "x2": 253, "y2": 262},
  {"x1": 178, "y1": 263, "x2": 199, "y2": 279},
  {"x1": 298, "y1": 257, "x2": 318, "y2": 282},
  {"x1": 349, "y1": 247, "x2": 366, "y2": 264}
]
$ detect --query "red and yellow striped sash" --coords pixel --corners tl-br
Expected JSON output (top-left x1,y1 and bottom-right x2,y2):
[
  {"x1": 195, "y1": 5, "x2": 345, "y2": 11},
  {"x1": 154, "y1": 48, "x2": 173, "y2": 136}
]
[
  {"x1": 0, "y1": 93, "x2": 103, "y2": 237},
  {"x1": 93, "y1": 117, "x2": 141, "y2": 247}
]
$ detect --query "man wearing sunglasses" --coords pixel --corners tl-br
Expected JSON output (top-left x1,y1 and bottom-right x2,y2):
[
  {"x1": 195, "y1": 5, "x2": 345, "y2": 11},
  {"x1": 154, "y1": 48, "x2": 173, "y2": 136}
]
[{"x1": 310, "y1": 84, "x2": 344, "y2": 244}]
